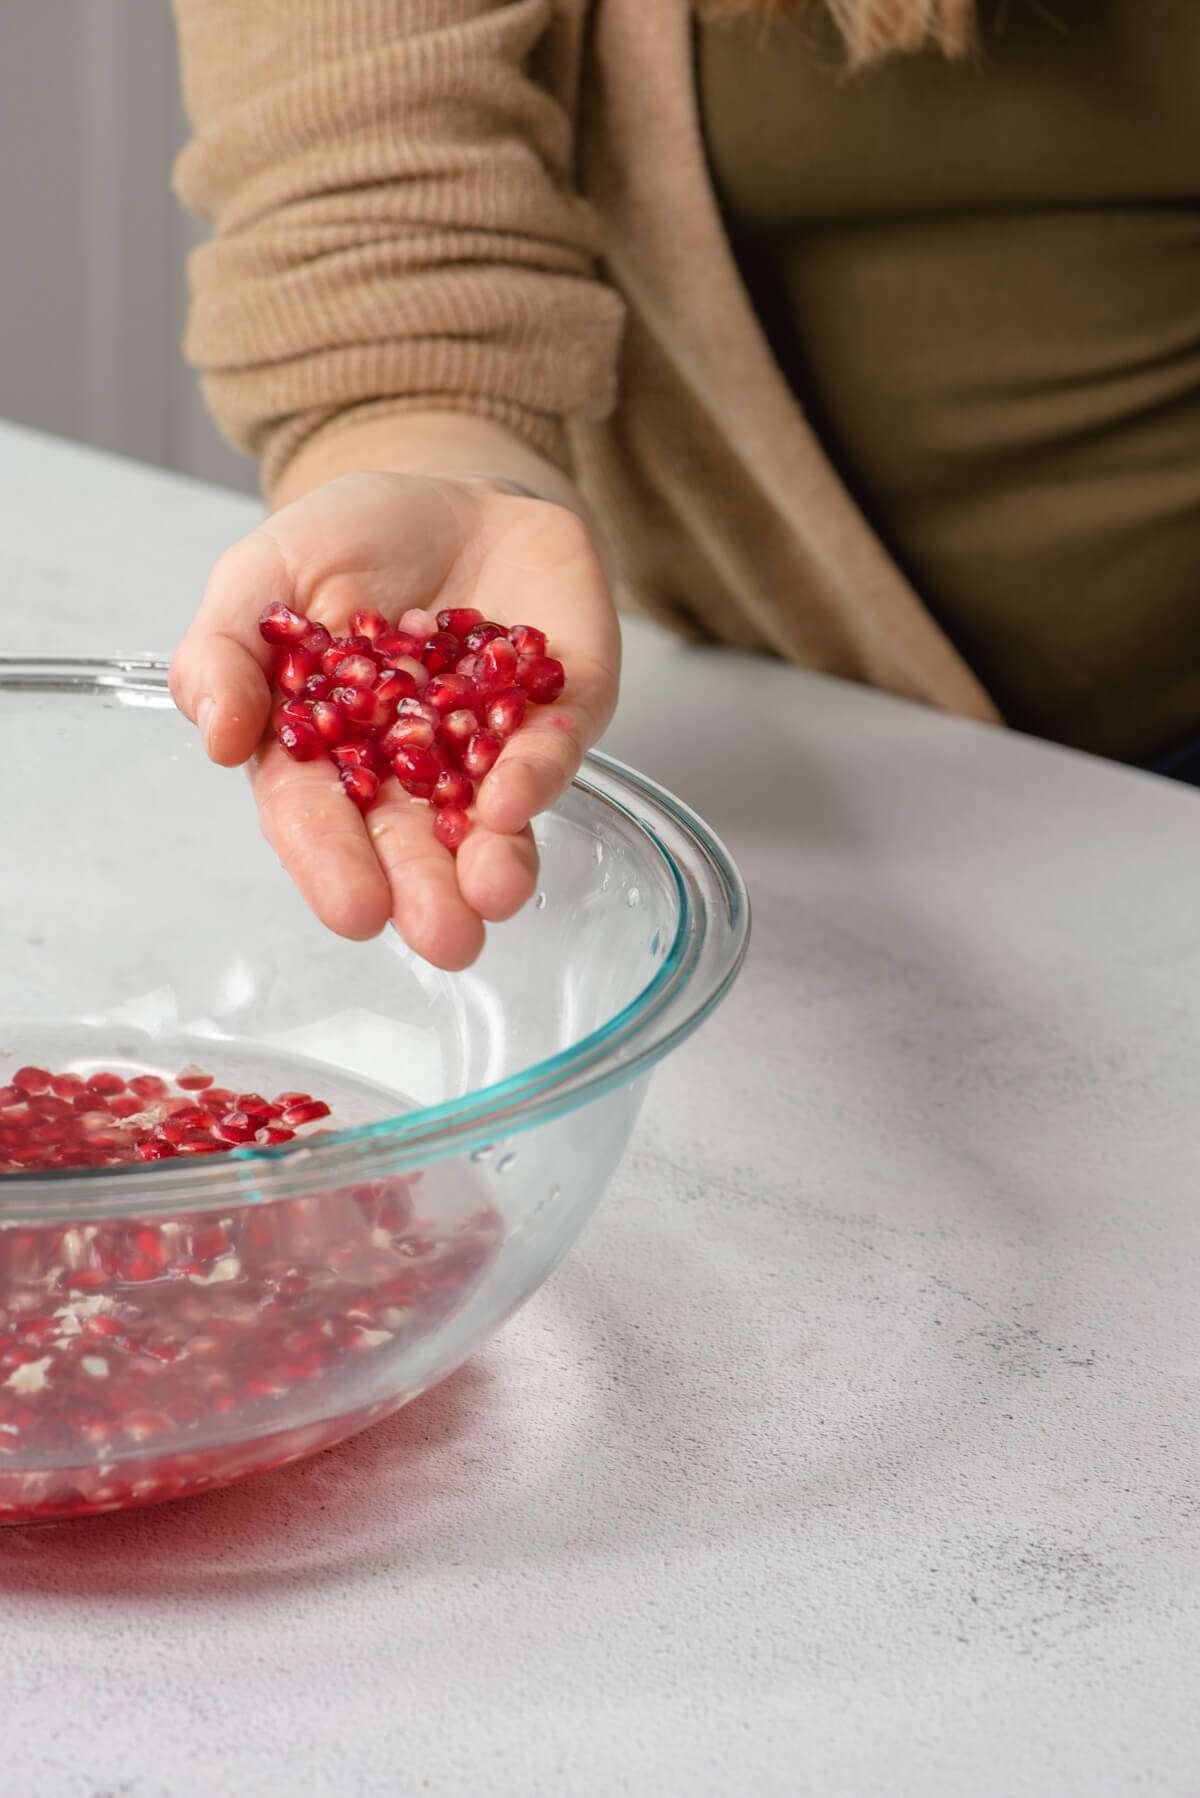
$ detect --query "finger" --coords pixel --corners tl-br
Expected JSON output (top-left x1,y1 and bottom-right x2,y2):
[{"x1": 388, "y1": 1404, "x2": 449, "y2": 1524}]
[
  {"x1": 254, "y1": 745, "x2": 392, "y2": 942},
  {"x1": 454, "y1": 825, "x2": 540, "y2": 923},
  {"x1": 363, "y1": 791, "x2": 486, "y2": 971},
  {"x1": 170, "y1": 533, "x2": 284, "y2": 765},
  {"x1": 474, "y1": 660, "x2": 610, "y2": 837}
]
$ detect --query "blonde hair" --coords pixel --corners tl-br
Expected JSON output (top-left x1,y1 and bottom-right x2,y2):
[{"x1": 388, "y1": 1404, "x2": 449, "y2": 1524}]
[{"x1": 699, "y1": 0, "x2": 973, "y2": 65}]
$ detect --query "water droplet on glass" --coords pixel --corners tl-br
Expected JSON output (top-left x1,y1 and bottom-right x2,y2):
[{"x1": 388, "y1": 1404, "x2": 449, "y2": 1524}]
[
  {"x1": 470, "y1": 1144, "x2": 495, "y2": 1164},
  {"x1": 626, "y1": 887, "x2": 641, "y2": 908},
  {"x1": 497, "y1": 1151, "x2": 517, "y2": 1174},
  {"x1": 593, "y1": 841, "x2": 604, "y2": 864},
  {"x1": 650, "y1": 929, "x2": 661, "y2": 956},
  {"x1": 535, "y1": 891, "x2": 547, "y2": 911},
  {"x1": 549, "y1": 1183, "x2": 561, "y2": 1203}
]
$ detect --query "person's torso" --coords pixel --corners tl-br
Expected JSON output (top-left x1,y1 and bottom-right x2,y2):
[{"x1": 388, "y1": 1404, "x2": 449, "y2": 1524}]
[{"x1": 699, "y1": 0, "x2": 1200, "y2": 761}]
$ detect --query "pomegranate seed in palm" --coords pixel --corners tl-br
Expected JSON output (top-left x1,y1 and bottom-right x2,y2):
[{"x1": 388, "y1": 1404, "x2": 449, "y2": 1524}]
[
  {"x1": 462, "y1": 622, "x2": 506, "y2": 653},
  {"x1": 339, "y1": 765, "x2": 380, "y2": 809},
  {"x1": 391, "y1": 743, "x2": 442, "y2": 799},
  {"x1": 517, "y1": 654, "x2": 566, "y2": 705},
  {"x1": 432, "y1": 767, "x2": 473, "y2": 809},
  {"x1": 278, "y1": 648, "x2": 317, "y2": 696},
  {"x1": 304, "y1": 672, "x2": 333, "y2": 702},
  {"x1": 439, "y1": 708, "x2": 480, "y2": 755},
  {"x1": 350, "y1": 608, "x2": 389, "y2": 641},
  {"x1": 436, "y1": 606, "x2": 484, "y2": 637},
  {"x1": 462, "y1": 730, "x2": 502, "y2": 779},
  {"x1": 258, "y1": 602, "x2": 309, "y2": 646},
  {"x1": 375, "y1": 629, "x2": 424, "y2": 662},
  {"x1": 382, "y1": 712, "x2": 436, "y2": 754},
  {"x1": 476, "y1": 636, "x2": 518, "y2": 693},
  {"x1": 484, "y1": 688, "x2": 527, "y2": 739},
  {"x1": 508, "y1": 623, "x2": 547, "y2": 658},
  {"x1": 301, "y1": 622, "x2": 332, "y2": 656},
  {"x1": 279, "y1": 719, "x2": 323, "y2": 762},
  {"x1": 421, "y1": 631, "x2": 462, "y2": 675},
  {"x1": 311, "y1": 699, "x2": 351, "y2": 747},
  {"x1": 329, "y1": 684, "x2": 379, "y2": 725},
  {"x1": 425, "y1": 672, "x2": 478, "y2": 715},
  {"x1": 332, "y1": 654, "x2": 377, "y2": 689},
  {"x1": 434, "y1": 805, "x2": 472, "y2": 852}
]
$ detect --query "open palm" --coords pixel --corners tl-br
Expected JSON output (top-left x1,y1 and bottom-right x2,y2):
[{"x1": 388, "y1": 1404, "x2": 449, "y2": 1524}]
[{"x1": 170, "y1": 473, "x2": 620, "y2": 969}]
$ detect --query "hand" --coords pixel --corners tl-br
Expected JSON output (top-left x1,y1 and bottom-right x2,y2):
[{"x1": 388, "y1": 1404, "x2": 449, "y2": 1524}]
[{"x1": 170, "y1": 471, "x2": 620, "y2": 969}]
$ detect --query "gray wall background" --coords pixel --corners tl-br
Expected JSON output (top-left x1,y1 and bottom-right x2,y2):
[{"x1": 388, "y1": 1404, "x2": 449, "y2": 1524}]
[{"x1": 1, "y1": 0, "x2": 257, "y2": 495}]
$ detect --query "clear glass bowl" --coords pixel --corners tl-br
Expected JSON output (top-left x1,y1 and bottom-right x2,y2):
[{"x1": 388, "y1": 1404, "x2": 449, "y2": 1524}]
[{"x1": 0, "y1": 657, "x2": 748, "y2": 1520}]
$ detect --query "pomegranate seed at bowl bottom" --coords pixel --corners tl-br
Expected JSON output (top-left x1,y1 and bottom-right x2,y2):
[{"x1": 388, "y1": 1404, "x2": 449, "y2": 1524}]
[
  {"x1": 434, "y1": 805, "x2": 473, "y2": 852},
  {"x1": 13, "y1": 1068, "x2": 51, "y2": 1095},
  {"x1": 280, "y1": 1099, "x2": 331, "y2": 1127}
]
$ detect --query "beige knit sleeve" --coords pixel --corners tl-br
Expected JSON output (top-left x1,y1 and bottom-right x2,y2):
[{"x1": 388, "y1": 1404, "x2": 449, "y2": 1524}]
[{"x1": 172, "y1": 0, "x2": 625, "y2": 490}]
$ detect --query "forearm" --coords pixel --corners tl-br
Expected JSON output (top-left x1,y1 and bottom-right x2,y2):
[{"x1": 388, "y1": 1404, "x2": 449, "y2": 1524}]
[{"x1": 270, "y1": 411, "x2": 587, "y2": 518}]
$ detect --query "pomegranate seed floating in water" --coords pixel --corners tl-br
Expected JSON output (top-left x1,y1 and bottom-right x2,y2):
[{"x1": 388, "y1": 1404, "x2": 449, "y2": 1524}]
[
  {"x1": 0, "y1": 1065, "x2": 334, "y2": 1177},
  {"x1": 257, "y1": 604, "x2": 567, "y2": 852}
]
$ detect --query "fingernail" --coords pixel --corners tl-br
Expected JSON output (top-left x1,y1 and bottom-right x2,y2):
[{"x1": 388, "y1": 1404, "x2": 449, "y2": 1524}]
[{"x1": 197, "y1": 697, "x2": 216, "y2": 753}]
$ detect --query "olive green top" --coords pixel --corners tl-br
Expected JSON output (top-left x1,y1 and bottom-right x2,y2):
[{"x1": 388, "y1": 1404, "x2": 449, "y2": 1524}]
[{"x1": 699, "y1": 2, "x2": 1200, "y2": 761}]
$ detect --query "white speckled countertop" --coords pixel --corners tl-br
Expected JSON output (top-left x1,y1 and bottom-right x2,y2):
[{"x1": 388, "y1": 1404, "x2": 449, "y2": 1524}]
[{"x1": 2, "y1": 420, "x2": 1199, "y2": 1797}]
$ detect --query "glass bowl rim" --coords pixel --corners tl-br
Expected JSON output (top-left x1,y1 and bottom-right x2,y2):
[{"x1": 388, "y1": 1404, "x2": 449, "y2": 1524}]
[{"x1": 0, "y1": 656, "x2": 750, "y2": 1216}]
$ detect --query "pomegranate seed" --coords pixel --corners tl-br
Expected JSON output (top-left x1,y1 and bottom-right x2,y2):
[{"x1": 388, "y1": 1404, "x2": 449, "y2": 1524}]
[
  {"x1": 278, "y1": 648, "x2": 318, "y2": 696},
  {"x1": 129, "y1": 1075, "x2": 169, "y2": 1099},
  {"x1": 434, "y1": 805, "x2": 472, "y2": 852},
  {"x1": 300, "y1": 622, "x2": 332, "y2": 655},
  {"x1": 332, "y1": 654, "x2": 378, "y2": 689},
  {"x1": 373, "y1": 668, "x2": 417, "y2": 710},
  {"x1": 213, "y1": 1111, "x2": 256, "y2": 1144},
  {"x1": 280, "y1": 1099, "x2": 331, "y2": 1127},
  {"x1": 258, "y1": 601, "x2": 309, "y2": 645},
  {"x1": 279, "y1": 719, "x2": 323, "y2": 762},
  {"x1": 421, "y1": 631, "x2": 462, "y2": 675},
  {"x1": 50, "y1": 1073, "x2": 86, "y2": 1099},
  {"x1": 517, "y1": 654, "x2": 566, "y2": 705},
  {"x1": 475, "y1": 636, "x2": 519, "y2": 694},
  {"x1": 235, "y1": 1093, "x2": 273, "y2": 1120},
  {"x1": 108, "y1": 1096, "x2": 144, "y2": 1120},
  {"x1": 436, "y1": 606, "x2": 484, "y2": 637},
  {"x1": 483, "y1": 689, "x2": 526, "y2": 738},
  {"x1": 425, "y1": 672, "x2": 479, "y2": 715},
  {"x1": 350, "y1": 609, "x2": 389, "y2": 641},
  {"x1": 275, "y1": 1091, "x2": 311, "y2": 1105},
  {"x1": 86, "y1": 1072, "x2": 126, "y2": 1097},
  {"x1": 439, "y1": 708, "x2": 481, "y2": 754},
  {"x1": 255, "y1": 1125, "x2": 295, "y2": 1146},
  {"x1": 340, "y1": 766, "x2": 380, "y2": 809},
  {"x1": 432, "y1": 768, "x2": 473, "y2": 809},
  {"x1": 375, "y1": 629, "x2": 423, "y2": 662},
  {"x1": 13, "y1": 1068, "x2": 51, "y2": 1094},
  {"x1": 462, "y1": 730, "x2": 502, "y2": 779},
  {"x1": 176, "y1": 1068, "x2": 214, "y2": 1091},
  {"x1": 304, "y1": 672, "x2": 333, "y2": 702},
  {"x1": 508, "y1": 623, "x2": 547, "y2": 658},
  {"x1": 390, "y1": 744, "x2": 442, "y2": 799},
  {"x1": 134, "y1": 1139, "x2": 176, "y2": 1161},
  {"x1": 309, "y1": 698, "x2": 350, "y2": 749},
  {"x1": 382, "y1": 713, "x2": 436, "y2": 754},
  {"x1": 331, "y1": 740, "x2": 385, "y2": 776},
  {"x1": 329, "y1": 684, "x2": 379, "y2": 725},
  {"x1": 462, "y1": 622, "x2": 506, "y2": 652}
]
